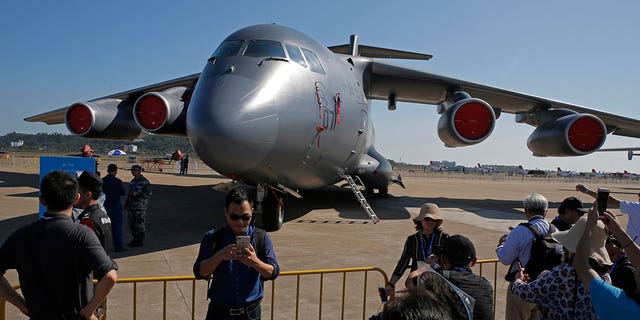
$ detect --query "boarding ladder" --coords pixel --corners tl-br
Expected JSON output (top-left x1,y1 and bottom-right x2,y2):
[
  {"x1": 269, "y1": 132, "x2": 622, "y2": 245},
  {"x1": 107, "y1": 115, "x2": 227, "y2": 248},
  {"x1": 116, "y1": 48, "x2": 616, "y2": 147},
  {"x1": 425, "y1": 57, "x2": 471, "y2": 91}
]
[{"x1": 342, "y1": 175, "x2": 380, "y2": 223}]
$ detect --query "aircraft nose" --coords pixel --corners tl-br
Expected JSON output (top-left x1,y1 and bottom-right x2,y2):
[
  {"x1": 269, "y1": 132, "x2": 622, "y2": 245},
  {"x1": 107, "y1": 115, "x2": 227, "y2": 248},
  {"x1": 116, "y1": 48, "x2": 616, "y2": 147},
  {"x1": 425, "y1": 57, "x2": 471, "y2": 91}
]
[{"x1": 187, "y1": 73, "x2": 279, "y2": 174}]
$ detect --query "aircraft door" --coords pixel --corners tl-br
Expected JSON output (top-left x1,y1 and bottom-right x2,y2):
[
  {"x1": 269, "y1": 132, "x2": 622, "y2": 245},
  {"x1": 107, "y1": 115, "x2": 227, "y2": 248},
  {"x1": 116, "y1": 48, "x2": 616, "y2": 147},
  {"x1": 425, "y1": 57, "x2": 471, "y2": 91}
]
[{"x1": 350, "y1": 105, "x2": 369, "y2": 160}]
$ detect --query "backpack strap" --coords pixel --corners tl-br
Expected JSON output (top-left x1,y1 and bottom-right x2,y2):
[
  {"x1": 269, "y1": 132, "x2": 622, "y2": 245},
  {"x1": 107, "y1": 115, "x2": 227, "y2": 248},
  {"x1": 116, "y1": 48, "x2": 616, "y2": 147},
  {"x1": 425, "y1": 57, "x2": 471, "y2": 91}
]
[
  {"x1": 210, "y1": 226, "x2": 225, "y2": 253},
  {"x1": 254, "y1": 227, "x2": 265, "y2": 257}
]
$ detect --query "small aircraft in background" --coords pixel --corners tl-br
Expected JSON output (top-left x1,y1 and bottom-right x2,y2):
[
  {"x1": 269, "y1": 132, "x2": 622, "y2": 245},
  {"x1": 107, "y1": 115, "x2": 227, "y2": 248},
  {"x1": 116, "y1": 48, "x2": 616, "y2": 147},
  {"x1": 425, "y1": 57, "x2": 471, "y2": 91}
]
[
  {"x1": 557, "y1": 167, "x2": 580, "y2": 177},
  {"x1": 476, "y1": 163, "x2": 496, "y2": 174},
  {"x1": 515, "y1": 165, "x2": 546, "y2": 176},
  {"x1": 623, "y1": 170, "x2": 640, "y2": 179}
]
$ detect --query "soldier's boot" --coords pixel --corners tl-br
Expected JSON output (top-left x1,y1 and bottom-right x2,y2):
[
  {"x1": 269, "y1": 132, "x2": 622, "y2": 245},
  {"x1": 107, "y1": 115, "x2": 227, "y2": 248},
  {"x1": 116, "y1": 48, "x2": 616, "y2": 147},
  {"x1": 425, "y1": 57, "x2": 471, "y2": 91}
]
[{"x1": 128, "y1": 233, "x2": 144, "y2": 247}]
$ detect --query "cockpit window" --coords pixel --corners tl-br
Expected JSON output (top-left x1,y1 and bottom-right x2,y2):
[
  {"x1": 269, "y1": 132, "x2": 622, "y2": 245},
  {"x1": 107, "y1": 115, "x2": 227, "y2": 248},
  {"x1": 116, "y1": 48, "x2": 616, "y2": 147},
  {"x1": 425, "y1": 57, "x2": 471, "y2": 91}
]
[
  {"x1": 243, "y1": 40, "x2": 286, "y2": 58},
  {"x1": 301, "y1": 48, "x2": 325, "y2": 74},
  {"x1": 285, "y1": 44, "x2": 307, "y2": 68},
  {"x1": 212, "y1": 40, "x2": 243, "y2": 58}
]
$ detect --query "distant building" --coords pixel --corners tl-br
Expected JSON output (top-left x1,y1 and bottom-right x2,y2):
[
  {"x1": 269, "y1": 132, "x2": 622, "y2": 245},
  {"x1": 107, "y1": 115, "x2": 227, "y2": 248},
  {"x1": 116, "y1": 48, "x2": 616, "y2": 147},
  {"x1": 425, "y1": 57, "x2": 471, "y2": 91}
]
[
  {"x1": 124, "y1": 144, "x2": 138, "y2": 153},
  {"x1": 10, "y1": 140, "x2": 24, "y2": 147}
]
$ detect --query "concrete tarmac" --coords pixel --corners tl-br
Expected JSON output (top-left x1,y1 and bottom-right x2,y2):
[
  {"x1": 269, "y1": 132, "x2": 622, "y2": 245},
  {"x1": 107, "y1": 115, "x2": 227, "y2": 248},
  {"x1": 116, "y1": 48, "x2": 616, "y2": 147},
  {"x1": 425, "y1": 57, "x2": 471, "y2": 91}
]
[{"x1": 0, "y1": 166, "x2": 637, "y2": 319}]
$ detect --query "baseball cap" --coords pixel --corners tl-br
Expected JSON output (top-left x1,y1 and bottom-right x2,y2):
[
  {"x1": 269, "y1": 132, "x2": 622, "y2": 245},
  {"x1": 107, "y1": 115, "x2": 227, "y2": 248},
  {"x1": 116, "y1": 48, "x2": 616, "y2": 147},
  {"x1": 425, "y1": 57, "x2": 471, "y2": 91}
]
[
  {"x1": 442, "y1": 235, "x2": 476, "y2": 266},
  {"x1": 558, "y1": 196, "x2": 588, "y2": 215},
  {"x1": 131, "y1": 165, "x2": 142, "y2": 171}
]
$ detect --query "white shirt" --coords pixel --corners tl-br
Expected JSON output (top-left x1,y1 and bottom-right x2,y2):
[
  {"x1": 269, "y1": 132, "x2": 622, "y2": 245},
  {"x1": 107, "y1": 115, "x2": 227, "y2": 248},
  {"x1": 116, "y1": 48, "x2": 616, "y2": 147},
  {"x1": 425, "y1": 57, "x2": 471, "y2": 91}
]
[
  {"x1": 496, "y1": 215, "x2": 550, "y2": 273},
  {"x1": 618, "y1": 201, "x2": 640, "y2": 245}
]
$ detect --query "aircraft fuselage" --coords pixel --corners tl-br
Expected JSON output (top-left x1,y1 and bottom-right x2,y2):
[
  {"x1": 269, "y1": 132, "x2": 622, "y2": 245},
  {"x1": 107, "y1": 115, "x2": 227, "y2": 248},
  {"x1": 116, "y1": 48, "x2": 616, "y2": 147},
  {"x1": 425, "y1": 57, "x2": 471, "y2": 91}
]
[{"x1": 187, "y1": 25, "x2": 386, "y2": 190}]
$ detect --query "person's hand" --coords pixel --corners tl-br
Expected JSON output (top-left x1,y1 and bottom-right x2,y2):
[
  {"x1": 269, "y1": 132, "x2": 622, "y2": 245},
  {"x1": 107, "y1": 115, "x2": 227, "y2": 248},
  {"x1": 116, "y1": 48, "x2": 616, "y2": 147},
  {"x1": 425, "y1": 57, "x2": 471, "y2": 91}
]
[
  {"x1": 576, "y1": 184, "x2": 587, "y2": 193},
  {"x1": 498, "y1": 234, "x2": 508, "y2": 246},
  {"x1": 78, "y1": 308, "x2": 99, "y2": 320},
  {"x1": 426, "y1": 254, "x2": 439, "y2": 267},
  {"x1": 385, "y1": 283, "x2": 395, "y2": 298},
  {"x1": 238, "y1": 244, "x2": 259, "y2": 267},
  {"x1": 514, "y1": 262, "x2": 530, "y2": 283},
  {"x1": 602, "y1": 210, "x2": 621, "y2": 232},
  {"x1": 218, "y1": 244, "x2": 240, "y2": 260}
]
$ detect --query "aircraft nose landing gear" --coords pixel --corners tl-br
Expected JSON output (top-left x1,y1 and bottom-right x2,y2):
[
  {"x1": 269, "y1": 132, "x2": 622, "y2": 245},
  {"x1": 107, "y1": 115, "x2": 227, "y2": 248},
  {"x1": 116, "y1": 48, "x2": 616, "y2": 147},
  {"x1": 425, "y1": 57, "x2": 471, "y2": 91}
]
[{"x1": 255, "y1": 184, "x2": 284, "y2": 232}]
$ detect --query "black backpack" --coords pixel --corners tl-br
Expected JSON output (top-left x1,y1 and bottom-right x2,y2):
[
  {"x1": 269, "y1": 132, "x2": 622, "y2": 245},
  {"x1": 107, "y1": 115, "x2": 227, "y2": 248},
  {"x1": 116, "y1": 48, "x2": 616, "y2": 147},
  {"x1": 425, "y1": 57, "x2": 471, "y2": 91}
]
[{"x1": 505, "y1": 223, "x2": 563, "y2": 281}]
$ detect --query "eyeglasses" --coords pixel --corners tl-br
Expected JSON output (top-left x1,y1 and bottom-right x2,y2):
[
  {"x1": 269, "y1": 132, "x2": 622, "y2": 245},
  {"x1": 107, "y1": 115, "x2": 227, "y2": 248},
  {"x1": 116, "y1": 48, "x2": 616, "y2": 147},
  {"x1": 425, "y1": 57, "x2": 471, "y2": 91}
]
[
  {"x1": 229, "y1": 214, "x2": 252, "y2": 221},
  {"x1": 423, "y1": 218, "x2": 437, "y2": 222}
]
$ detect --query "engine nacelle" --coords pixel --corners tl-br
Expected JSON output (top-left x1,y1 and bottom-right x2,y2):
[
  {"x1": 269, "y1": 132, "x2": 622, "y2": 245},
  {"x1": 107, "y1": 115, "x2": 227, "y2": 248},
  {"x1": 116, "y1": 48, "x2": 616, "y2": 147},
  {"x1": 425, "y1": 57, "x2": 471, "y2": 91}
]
[
  {"x1": 437, "y1": 98, "x2": 496, "y2": 147},
  {"x1": 65, "y1": 99, "x2": 142, "y2": 140},
  {"x1": 527, "y1": 113, "x2": 606, "y2": 156},
  {"x1": 133, "y1": 87, "x2": 188, "y2": 135}
]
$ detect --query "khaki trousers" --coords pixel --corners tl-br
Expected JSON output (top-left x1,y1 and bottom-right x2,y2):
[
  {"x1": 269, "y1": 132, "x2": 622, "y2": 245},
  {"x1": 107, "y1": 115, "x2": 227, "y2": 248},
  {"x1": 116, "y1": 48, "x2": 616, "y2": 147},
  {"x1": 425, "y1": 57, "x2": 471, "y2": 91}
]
[{"x1": 505, "y1": 282, "x2": 540, "y2": 320}]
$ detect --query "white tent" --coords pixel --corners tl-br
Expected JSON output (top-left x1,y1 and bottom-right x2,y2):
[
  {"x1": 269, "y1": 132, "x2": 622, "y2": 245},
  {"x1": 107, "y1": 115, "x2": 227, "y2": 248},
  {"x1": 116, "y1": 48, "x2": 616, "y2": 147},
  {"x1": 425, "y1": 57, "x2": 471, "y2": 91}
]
[{"x1": 107, "y1": 149, "x2": 127, "y2": 156}]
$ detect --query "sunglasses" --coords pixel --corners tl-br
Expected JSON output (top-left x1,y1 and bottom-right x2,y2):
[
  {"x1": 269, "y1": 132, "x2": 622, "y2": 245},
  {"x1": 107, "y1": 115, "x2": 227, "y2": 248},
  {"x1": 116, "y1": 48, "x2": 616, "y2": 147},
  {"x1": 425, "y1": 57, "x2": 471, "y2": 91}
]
[
  {"x1": 423, "y1": 218, "x2": 437, "y2": 222},
  {"x1": 229, "y1": 214, "x2": 252, "y2": 221}
]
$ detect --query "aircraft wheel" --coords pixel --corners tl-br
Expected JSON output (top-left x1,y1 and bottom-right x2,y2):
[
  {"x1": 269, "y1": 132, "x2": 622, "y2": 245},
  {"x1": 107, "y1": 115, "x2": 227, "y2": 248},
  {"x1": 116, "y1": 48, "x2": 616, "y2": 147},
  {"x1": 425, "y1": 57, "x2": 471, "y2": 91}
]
[
  {"x1": 379, "y1": 187, "x2": 389, "y2": 197},
  {"x1": 262, "y1": 193, "x2": 284, "y2": 232}
]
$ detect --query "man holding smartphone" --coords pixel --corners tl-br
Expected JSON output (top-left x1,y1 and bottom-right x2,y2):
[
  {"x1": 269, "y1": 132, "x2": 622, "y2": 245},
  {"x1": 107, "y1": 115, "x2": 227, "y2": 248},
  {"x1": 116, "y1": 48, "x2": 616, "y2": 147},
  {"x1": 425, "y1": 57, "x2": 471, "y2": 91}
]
[
  {"x1": 576, "y1": 184, "x2": 640, "y2": 246},
  {"x1": 193, "y1": 188, "x2": 280, "y2": 320}
]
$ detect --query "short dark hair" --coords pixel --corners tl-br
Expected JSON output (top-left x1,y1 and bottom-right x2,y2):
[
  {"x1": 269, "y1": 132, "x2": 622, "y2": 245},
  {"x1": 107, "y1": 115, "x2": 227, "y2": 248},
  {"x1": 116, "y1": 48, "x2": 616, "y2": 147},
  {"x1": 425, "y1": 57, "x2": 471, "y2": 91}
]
[
  {"x1": 442, "y1": 235, "x2": 476, "y2": 267},
  {"x1": 40, "y1": 170, "x2": 78, "y2": 211},
  {"x1": 414, "y1": 221, "x2": 442, "y2": 233},
  {"x1": 107, "y1": 164, "x2": 118, "y2": 173},
  {"x1": 225, "y1": 188, "x2": 252, "y2": 210},
  {"x1": 381, "y1": 288, "x2": 452, "y2": 320},
  {"x1": 77, "y1": 171, "x2": 103, "y2": 200}
]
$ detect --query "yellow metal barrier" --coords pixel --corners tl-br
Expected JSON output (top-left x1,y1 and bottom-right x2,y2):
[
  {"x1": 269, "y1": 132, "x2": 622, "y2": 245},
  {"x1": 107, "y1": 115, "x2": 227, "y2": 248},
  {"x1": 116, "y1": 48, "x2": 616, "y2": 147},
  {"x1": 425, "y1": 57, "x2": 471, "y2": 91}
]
[{"x1": 0, "y1": 261, "x2": 501, "y2": 320}]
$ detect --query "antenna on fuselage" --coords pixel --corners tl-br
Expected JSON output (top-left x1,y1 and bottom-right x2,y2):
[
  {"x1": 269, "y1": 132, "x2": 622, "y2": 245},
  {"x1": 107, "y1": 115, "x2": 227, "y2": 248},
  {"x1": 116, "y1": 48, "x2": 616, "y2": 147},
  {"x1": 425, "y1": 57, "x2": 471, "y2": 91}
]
[{"x1": 349, "y1": 34, "x2": 359, "y2": 56}]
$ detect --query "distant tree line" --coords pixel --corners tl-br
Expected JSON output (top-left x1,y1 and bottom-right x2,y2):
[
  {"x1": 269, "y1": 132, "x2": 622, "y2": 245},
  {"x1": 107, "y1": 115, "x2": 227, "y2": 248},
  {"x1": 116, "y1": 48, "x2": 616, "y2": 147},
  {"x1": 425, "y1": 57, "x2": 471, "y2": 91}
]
[{"x1": 0, "y1": 132, "x2": 195, "y2": 156}]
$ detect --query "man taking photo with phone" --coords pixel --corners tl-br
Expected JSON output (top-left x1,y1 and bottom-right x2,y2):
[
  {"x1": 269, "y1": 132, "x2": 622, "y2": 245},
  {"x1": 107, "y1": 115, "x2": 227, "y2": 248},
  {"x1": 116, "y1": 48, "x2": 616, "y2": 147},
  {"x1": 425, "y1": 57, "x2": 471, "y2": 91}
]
[
  {"x1": 576, "y1": 184, "x2": 640, "y2": 246},
  {"x1": 193, "y1": 188, "x2": 279, "y2": 320}
]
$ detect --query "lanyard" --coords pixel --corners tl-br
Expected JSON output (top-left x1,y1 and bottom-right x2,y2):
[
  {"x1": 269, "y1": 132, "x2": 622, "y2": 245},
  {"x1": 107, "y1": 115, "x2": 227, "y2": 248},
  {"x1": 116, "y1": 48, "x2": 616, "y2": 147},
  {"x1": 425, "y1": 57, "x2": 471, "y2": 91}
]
[
  {"x1": 420, "y1": 232, "x2": 436, "y2": 261},
  {"x1": 608, "y1": 253, "x2": 626, "y2": 275}
]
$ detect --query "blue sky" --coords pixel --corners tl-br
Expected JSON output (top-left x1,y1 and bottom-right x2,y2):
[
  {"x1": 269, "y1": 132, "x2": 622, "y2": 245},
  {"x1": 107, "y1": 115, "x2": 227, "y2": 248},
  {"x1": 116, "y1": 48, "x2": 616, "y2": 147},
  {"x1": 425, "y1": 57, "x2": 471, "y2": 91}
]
[{"x1": 2, "y1": 1, "x2": 640, "y2": 172}]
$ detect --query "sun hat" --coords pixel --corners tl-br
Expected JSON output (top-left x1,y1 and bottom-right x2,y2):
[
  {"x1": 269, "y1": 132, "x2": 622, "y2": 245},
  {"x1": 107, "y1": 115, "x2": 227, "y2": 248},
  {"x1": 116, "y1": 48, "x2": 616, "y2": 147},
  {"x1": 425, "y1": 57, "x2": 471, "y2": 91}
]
[
  {"x1": 551, "y1": 217, "x2": 612, "y2": 266},
  {"x1": 413, "y1": 203, "x2": 443, "y2": 226}
]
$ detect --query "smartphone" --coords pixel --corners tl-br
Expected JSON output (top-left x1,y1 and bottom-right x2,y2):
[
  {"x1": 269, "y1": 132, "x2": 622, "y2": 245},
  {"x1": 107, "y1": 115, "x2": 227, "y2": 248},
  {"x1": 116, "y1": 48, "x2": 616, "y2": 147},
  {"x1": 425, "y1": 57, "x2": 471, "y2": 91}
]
[
  {"x1": 236, "y1": 236, "x2": 250, "y2": 251},
  {"x1": 596, "y1": 188, "x2": 610, "y2": 216}
]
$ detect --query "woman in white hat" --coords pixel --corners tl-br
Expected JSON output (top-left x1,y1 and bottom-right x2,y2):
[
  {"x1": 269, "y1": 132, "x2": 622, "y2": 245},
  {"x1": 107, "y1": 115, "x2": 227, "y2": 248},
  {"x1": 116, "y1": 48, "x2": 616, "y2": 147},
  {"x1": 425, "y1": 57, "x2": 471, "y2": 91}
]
[
  {"x1": 385, "y1": 203, "x2": 449, "y2": 296},
  {"x1": 510, "y1": 216, "x2": 611, "y2": 319}
]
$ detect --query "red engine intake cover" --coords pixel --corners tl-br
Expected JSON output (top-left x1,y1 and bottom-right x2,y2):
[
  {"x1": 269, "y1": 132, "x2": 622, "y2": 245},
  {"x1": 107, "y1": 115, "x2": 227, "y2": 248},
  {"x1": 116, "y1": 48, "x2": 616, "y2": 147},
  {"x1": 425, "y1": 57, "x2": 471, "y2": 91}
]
[
  {"x1": 65, "y1": 104, "x2": 93, "y2": 135},
  {"x1": 135, "y1": 95, "x2": 168, "y2": 131}
]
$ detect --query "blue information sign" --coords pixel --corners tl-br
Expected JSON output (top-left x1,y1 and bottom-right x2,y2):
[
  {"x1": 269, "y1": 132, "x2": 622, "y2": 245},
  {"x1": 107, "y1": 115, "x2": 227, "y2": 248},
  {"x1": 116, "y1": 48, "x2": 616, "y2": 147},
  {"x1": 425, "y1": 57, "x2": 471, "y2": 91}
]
[{"x1": 38, "y1": 156, "x2": 96, "y2": 218}]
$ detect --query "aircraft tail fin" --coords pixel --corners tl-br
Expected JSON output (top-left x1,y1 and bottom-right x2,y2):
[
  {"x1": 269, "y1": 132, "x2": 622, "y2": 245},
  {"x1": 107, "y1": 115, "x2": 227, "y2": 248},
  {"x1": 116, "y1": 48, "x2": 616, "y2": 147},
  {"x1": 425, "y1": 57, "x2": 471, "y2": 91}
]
[{"x1": 328, "y1": 43, "x2": 432, "y2": 60}]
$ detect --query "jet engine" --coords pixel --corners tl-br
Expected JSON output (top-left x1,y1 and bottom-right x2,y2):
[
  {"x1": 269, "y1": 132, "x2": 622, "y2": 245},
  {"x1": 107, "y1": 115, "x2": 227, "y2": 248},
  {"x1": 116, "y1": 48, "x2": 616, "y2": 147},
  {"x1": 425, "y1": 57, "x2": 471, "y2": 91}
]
[
  {"x1": 437, "y1": 94, "x2": 496, "y2": 147},
  {"x1": 527, "y1": 113, "x2": 606, "y2": 156},
  {"x1": 65, "y1": 99, "x2": 142, "y2": 140},
  {"x1": 133, "y1": 87, "x2": 188, "y2": 136}
]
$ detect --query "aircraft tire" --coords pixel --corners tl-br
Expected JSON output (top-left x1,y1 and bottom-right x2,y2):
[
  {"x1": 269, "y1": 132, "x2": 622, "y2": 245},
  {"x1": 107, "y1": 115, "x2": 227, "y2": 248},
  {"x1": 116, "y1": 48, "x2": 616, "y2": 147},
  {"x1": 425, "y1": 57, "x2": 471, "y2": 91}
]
[
  {"x1": 262, "y1": 193, "x2": 284, "y2": 232},
  {"x1": 379, "y1": 187, "x2": 389, "y2": 197}
]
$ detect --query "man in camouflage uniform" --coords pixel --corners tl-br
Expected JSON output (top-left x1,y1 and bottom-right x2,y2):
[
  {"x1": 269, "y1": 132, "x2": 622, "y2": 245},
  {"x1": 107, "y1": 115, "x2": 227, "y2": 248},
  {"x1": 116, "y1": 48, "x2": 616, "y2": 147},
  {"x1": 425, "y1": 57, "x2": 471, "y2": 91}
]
[{"x1": 125, "y1": 165, "x2": 152, "y2": 247}]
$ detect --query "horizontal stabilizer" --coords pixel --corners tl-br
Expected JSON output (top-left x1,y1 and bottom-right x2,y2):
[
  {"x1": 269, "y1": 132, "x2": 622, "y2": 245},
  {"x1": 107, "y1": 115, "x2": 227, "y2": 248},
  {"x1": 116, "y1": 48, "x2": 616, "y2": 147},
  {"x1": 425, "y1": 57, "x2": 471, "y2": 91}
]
[{"x1": 328, "y1": 44, "x2": 432, "y2": 60}]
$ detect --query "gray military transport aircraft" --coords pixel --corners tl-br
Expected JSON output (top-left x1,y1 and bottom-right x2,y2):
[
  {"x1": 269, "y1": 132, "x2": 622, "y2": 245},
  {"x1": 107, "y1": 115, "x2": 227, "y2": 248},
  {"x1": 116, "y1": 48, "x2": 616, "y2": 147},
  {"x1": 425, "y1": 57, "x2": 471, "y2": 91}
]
[{"x1": 26, "y1": 24, "x2": 640, "y2": 231}]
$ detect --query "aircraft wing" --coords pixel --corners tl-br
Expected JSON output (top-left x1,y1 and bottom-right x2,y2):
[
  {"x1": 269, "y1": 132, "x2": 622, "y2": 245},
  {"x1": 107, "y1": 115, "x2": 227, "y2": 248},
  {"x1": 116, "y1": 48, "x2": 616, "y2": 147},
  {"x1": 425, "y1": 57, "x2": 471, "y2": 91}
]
[
  {"x1": 366, "y1": 61, "x2": 640, "y2": 138},
  {"x1": 25, "y1": 73, "x2": 201, "y2": 125}
]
